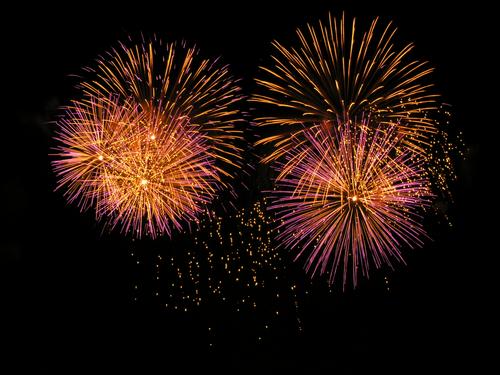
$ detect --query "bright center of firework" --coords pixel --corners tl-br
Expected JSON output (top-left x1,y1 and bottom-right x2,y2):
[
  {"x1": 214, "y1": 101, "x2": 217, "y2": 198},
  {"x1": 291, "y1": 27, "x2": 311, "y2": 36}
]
[
  {"x1": 98, "y1": 155, "x2": 104, "y2": 161},
  {"x1": 351, "y1": 195, "x2": 358, "y2": 202},
  {"x1": 140, "y1": 179, "x2": 148, "y2": 186},
  {"x1": 150, "y1": 134, "x2": 156, "y2": 140}
]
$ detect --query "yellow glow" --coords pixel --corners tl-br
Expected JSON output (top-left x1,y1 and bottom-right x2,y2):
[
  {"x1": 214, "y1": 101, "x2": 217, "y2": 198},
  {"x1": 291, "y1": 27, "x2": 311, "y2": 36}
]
[
  {"x1": 351, "y1": 195, "x2": 358, "y2": 202},
  {"x1": 150, "y1": 134, "x2": 156, "y2": 140},
  {"x1": 140, "y1": 179, "x2": 148, "y2": 186},
  {"x1": 98, "y1": 155, "x2": 104, "y2": 161}
]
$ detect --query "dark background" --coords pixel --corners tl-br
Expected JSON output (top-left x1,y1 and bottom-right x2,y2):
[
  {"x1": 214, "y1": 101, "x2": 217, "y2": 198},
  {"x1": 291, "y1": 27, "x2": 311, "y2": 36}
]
[{"x1": 3, "y1": 1, "x2": 491, "y2": 373}]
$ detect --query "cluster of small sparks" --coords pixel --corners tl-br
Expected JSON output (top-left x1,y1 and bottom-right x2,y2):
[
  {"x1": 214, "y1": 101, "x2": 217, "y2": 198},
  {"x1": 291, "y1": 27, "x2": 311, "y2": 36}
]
[
  {"x1": 129, "y1": 200, "x2": 303, "y2": 344},
  {"x1": 254, "y1": 13, "x2": 460, "y2": 286},
  {"x1": 53, "y1": 37, "x2": 243, "y2": 237},
  {"x1": 424, "y1": 103, "x2": 465, "y2": 201}
]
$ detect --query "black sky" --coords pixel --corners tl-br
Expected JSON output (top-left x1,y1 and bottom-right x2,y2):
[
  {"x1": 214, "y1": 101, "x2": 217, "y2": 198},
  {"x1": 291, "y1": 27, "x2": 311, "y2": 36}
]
[{"x1": 3, "y1": 1, "x2": 492, "y2": 373}]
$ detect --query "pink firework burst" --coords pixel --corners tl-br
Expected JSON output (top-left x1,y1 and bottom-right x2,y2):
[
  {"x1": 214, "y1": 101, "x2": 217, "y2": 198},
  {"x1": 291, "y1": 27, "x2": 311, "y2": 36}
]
[
  {"x1": 52, "y1": 97, "x2": 220, "y2": 238},
  {"x1": 269, "y1": 117, "x2": 433, "y2": 287}
]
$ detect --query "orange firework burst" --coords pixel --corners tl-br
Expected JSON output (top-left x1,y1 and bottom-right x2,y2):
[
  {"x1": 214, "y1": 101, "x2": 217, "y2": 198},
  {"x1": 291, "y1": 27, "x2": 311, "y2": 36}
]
[
  {"x1": 81, "y1": 37, "x2": 244, "y2": 178},
  {"x1": 253, "y1": 13, "x2": 437, "y2": 162},
  {"x1": 53, "y1": 98, "x2": 220, "y2": 238}
]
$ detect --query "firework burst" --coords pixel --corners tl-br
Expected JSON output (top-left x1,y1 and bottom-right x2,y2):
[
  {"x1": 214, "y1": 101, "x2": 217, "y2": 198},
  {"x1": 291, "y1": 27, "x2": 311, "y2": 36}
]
[
  {"x1": 53, "y1": 98, "x2": 220, "y2": 238},
  {"x1": 269, "y1": 117, "x2": 433, "y2": 287},
  {"x1": 53, "y1": 36, "x2": 244, "y2": 237},
  {"x1": 253, "y1": 13, "x2": 437, "y2": 162},
  {"x1": 80, "y1": 36, "x2": 244, "y2": 178}
]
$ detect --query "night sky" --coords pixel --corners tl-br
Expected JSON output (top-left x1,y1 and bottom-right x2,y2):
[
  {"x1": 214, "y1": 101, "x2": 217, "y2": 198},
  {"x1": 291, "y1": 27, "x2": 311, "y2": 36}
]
[{"x1": 3, "y1": 1, "x2": 491, "y2": 373}]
